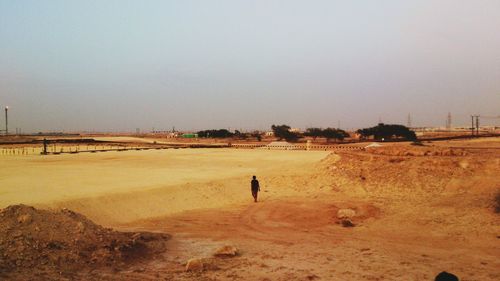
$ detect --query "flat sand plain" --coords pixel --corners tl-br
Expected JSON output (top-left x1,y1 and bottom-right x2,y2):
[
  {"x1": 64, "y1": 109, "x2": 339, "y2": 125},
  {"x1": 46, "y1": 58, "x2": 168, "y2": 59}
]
[{"x1": 1, "y1": 139, "x2": 499, "y2": 280}]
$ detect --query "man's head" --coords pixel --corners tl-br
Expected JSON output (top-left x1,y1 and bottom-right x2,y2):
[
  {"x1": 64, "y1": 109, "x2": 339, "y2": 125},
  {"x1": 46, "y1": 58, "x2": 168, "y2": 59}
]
[{"x1": 252, "y1": 175, "x2": 256, "y2": 180}]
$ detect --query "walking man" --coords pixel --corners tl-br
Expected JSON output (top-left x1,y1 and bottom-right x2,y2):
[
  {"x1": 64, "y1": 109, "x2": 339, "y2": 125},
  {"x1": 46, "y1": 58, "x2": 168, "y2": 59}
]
[{"x1": 251, "y1": 175, "x2": 260, "y2": 202}]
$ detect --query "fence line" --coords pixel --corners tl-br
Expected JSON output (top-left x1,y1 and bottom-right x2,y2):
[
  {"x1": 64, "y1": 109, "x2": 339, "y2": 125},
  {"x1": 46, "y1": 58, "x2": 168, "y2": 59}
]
[
  {"x1": 0, "y1": 145, "x2": 159, "y2": 156},
  {"x1": 0, "y1": 143, "x2": 364, "y2": 156},
  {"x1": 230, "y1": 144, "x2": 363, "y2": 151}
]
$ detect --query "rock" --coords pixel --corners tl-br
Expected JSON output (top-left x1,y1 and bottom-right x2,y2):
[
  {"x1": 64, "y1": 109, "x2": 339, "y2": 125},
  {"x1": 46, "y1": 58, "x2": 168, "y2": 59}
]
[
  {"x1": 340, "y1": 218, "x2": 355, "y2": 227},
  {"x1": 17, "y1": 214, "x2": 32, "y2": 224},
  {"x1": 132, "y1": 267, "x2": 145, "y2": 273},
  {"x1": 442, "y1": 149, "x2": 452, "y2": 156},
  {"x1": 213, "y1": 245, "x2": 239, "y2": 257},
  {"x1": 185, "y1": 258, "x2": 204, "y2": 271},
  {"x1": 76, "y1": 222, "x2": 85, "y2": 233},
  {"x1": 131, "y1": 233, "x2": 142, "y2": 241},
  {"x1": 458, "y1": 161, "x2": 469, "y2": 169},
  {"x1": 185, "y1": 258, "x2": 218, "y2": 272},
  {"x1": 337, "y1": 209, "x2": 356, "y2": 219},
  {"x1": 337, "y1": 209, "x2": 356, "y2": 227}
]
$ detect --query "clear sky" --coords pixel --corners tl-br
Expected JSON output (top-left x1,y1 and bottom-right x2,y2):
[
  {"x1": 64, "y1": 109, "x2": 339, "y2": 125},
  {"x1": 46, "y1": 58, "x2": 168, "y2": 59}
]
[{"x1": 1, "y1": 0, "x2": 499, "y2": 132}]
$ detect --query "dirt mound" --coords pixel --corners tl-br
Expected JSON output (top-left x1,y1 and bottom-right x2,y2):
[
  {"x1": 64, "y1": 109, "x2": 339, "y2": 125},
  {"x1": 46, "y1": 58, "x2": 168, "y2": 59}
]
[
  {"x1": 0, "y1": 205, "x2": 169, "y2": 279},
  {"x1": 322, "y1": 150, "x2": 498, "y2": 197}
]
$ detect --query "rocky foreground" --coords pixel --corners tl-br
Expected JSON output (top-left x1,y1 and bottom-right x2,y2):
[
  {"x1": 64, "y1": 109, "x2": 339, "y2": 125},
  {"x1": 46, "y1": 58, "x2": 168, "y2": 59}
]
[{"x1": 0, "y1": 205, "x2": 170, "y2": 280}]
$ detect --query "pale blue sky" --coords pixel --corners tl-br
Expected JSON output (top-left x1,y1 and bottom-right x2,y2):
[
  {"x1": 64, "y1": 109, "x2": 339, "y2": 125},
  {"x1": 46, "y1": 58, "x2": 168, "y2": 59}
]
[{"x1": 1, "y1": 0, "x2": 499, "y2": 132}]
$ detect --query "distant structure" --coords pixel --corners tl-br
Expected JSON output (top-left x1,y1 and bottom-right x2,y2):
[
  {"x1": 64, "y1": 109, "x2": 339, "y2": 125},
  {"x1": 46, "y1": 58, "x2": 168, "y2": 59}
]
[
  {"x1": 471, "y1": 115, "x2": 480, "y2": 136},
  {"x1": 446, "y1": 112, "x2": 452, "y2": 130},
  {"x1": 480, "y1": 115, "x2": 500, "y2": 132},
  {"x1": 407, "y1": 113, "x2": 412, "y2": 128}
]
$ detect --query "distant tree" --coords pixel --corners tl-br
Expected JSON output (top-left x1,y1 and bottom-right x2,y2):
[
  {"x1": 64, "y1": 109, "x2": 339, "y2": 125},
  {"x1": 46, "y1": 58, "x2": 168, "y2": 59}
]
[
  {"x1": 337, "y1": 129, "x2": 350, "y2": 140},
  {"x1": 356, "y1": 123, "x2": 416, "y2": 141},
  {"x1": 271, "y1": 124, "x2": 300, "y2": 142},
  {"x1": 197, "y1": 129, "x2": 234, "y2": 138},
  {"x1": 271, "y1": 124, "x2": 289, "y2": 140},
  {"x1": 251, "y1": 131, "x2": 262, "y2": 141},
  {"x1": 304, "y1": 128, "x2": 323, "y2": 140},
  {"x1": 234, "y1": 130, "x2": 249, "y2": 139},
  {"x1": 321, "y1": 128, "x2": 349, "y2": 142},
  {"x1": 304, "y1": 127, "x2": 349, "y2": 142}
]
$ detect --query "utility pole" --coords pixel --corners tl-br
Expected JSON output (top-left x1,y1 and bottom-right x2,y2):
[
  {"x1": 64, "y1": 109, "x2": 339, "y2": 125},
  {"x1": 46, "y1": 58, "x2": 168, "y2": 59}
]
[
  {"x1": 407, "y1": 113, "x2": 412, "y2": 128},
  {"x1": 4, "y1": 106, "x2": 8, "y2": 135},
  {"x1": 470, "y1": 115, "x2": 474, "y2": 136},
  {"x1": 471, "y1": 115, "x2": 475, "y2": 136},
  {"x1": 471, "y1": 115, "x2": 480, "y2": 136},
  {"x1": 475, "y1": 115, "x2": 480, "y2": 136},
  {"x1": 446, "y1": 112, "x2": 452, "y2": 131}
]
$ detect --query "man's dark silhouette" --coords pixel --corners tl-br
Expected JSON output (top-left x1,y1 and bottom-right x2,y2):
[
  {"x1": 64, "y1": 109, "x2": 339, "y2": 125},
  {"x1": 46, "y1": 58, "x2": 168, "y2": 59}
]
[
  {"x1": 435, "y1": 271, "x2": 459, "y2": 281},
  {"x1": 251, "y1": 175, "x2": 260, "y2": 202}
]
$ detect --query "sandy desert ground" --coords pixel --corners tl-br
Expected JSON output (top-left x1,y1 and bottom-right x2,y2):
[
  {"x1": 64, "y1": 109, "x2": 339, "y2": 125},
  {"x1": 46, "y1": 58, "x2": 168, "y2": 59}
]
[{"x1": 1, "y1": 138, "x2": 499, "y2": 280}]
